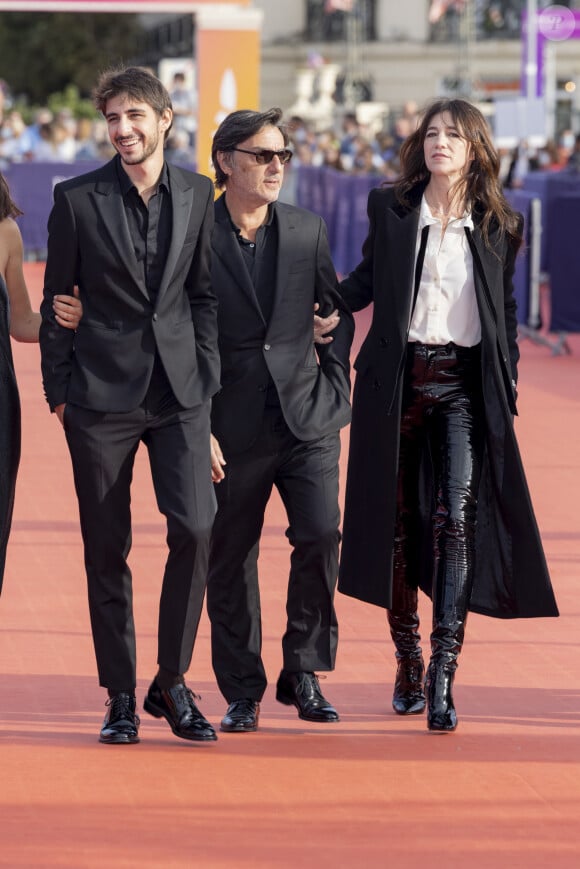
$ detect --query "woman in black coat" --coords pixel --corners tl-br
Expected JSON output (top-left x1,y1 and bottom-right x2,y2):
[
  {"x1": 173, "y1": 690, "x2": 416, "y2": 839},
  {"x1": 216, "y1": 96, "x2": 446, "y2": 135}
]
[{"x1": 337, "y1": 99, "x2": 559, "y2": 731}]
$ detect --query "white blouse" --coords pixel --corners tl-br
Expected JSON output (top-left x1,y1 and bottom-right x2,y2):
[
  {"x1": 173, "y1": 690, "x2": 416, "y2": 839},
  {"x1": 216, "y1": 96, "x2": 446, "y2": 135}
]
[{"x1": 408, "y1": 195, "x2": 481, "y2": 347}]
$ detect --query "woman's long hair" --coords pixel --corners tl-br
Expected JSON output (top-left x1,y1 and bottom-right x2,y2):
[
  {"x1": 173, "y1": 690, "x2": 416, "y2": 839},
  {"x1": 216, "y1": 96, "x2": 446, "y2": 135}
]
[
  {"x1": 0, "y1": 173, "x2": 23, "y2": 221},
  {"x1": 396, "y1": 98, "x2": 522, "y2": 250}
]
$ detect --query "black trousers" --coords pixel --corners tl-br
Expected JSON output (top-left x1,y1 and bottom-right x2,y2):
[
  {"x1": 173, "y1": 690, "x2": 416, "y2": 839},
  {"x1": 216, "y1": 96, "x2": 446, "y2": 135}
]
[
  {"x1": 206, "y1": 409, "x2": 341, "y2": 703},
  {"x1": 64, "y1": 384, "x2": 215, "y2": 694},
  {"x1": 393, "y1": 342, "x2": 485, "y2": 644}
]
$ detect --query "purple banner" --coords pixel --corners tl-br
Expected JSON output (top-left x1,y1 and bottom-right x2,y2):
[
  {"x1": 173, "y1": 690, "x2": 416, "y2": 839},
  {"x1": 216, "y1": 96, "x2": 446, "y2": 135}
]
[
  {"x1": 6, "y1": 162, "x2": 104, "y2": 257},
  {"x1": 521, "y1": 8, "x2": 580, "y2": 97}
]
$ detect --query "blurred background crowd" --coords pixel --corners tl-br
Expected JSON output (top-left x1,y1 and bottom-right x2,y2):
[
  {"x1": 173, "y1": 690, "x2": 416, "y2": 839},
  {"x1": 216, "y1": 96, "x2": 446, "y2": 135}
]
[
  {"x1": 2, "y1": 1, "x2": 580, "y2": 189},
  {"x1": 0, "y1": 75, "x2": 197, "y2": 170},
  {"x1": 3, "y1": 78, "x2": 580, "y2": 189}
]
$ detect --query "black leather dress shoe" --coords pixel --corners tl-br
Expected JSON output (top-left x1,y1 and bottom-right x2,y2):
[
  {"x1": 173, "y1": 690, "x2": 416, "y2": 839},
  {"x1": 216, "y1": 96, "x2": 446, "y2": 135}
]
[
  {"x1": 220, "y1": 699, "x2": 259, "y2": 733},
  {"x1": 143, "y1": 681, "x2": 217, "y2": 741},
  {"x1": 276, "y1": 671, "x2": 340, "y2": 723},
  {"x1": 99, "y1": 693, "x2": 140, "y2": 744}
]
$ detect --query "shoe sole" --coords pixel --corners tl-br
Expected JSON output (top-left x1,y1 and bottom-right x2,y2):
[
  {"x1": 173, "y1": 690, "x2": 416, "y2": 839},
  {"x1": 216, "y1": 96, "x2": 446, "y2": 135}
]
[
  {"x1": 276, "y1": 688, "x2": 340, "y2": 723},
  {"x1": 143, "y1": 697, "x2": 217, "y2": 741},
  {"x1": 427, "y1": 721, "x2": 457, "y2": 732},
  {"x1": 99, "y1": 734, "x2": 140, "y2": 744},
  {"x1": 392, "y1": 703, "x2": 427, "y2": 715},
  {"x1": 220, "y1": 722, "x2": 259, "y2": 733}
]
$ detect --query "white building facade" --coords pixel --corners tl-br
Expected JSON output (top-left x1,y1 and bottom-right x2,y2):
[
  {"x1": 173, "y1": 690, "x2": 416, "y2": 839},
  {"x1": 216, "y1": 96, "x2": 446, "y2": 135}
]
[{"x1": 252, "y1": 0, "x2": 580, "y2": 136}]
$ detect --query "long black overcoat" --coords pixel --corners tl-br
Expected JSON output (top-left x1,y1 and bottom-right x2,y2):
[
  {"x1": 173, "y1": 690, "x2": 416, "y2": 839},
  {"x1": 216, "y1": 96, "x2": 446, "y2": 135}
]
[{"x1": 337, "y1": 184, "x2": 559, "y2": 619}]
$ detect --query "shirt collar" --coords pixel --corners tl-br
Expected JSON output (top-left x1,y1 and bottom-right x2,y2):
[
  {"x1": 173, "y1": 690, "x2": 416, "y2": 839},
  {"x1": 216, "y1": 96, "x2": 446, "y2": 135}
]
[
  {"x1": 116, "y1": 154, "x2": 170, "y2": 197},
  {"x1": 223, "y1": 198, "x2": 275, "y2": 239},
  {"x1": 419, "y1": 194, "x2": 474, "y2": 230}
]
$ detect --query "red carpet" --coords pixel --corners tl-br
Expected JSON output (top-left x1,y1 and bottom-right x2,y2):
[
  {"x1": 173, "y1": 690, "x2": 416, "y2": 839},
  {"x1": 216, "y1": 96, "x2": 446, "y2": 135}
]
[{"x1": 0, "y1": 263, "x2": 579, "y2": 867}]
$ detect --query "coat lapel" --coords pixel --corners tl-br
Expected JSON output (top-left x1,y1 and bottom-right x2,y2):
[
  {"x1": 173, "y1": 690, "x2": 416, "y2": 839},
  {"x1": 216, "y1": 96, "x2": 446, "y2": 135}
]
[
  {"x1": 270, "y1": 203, "x2": 296, "y2": 318},
  {"x1": 387, "y1": 196, "x2": 422, "y2": 337},
  {"x1": 91, "y1": 161, "x2": 148, "y2": 299},
  {"x1": 212, "y1": 195, "x2": 264, "y2": 320},
  {"x1": 157, "y1": 166, "x2": 193, "y2": 302},
  {"x1": 465, "y1": 224, "x2": 504, "y2": 325}
]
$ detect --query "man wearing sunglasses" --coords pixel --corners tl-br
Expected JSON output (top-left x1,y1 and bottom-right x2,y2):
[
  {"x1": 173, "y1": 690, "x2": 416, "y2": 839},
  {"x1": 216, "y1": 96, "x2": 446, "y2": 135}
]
[{"x1": 207, "y1": 107, "x2": 354, "y2": 733}]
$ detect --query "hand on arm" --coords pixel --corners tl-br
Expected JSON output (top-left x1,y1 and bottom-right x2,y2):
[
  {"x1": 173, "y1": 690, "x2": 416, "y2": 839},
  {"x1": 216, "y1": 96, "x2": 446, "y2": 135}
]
[
  {"x1": 211, "y1": 434, "x2": 226, "y2": 483},
  {"x1": 313, "y1": 220, "x2": 355, "y2": 368},
  {"x1": 54, "y1": 404, "x2": 66, "y2": 426},
  {"x1": 53, "y1": 287, "x2": 82, "y2": 330},
  {"x1": 313, "y1": 303, "x2": 340, "y2": 345},
  {"x1": 3, "y1": 218, "x2": 82, "y2": 341}
]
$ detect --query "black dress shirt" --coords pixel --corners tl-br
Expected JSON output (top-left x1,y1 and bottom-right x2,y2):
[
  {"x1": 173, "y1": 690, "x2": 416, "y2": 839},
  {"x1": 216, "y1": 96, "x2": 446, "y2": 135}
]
[
  {"x1": 228, "y1": 203, "x2": 280, "y2": 408},
  {"x1": 116, "y1": 157, "x2": 172, "y2": 302},
  {"x1": 116, "y1": 157, "x2": 174, "y2": 407}
]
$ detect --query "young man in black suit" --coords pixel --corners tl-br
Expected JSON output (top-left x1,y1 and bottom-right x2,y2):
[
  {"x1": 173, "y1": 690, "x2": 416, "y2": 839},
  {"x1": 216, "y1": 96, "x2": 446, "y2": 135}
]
[
  {"x1": 39, "y1": 67, "x2": 221, "y2": 745},
  {"x1": 206, "y1": 108, "x2": 354, "y2": 732}
]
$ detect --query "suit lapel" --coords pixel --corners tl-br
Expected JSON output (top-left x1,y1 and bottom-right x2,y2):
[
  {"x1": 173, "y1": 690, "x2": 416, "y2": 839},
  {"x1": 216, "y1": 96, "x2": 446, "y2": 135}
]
[
  {"x1": 271, "y1": 203, "x2": 295, "y2": 319},
  {"x1": 157, "y1": 166, "x2": 193, "y2": 302},
  {"x1": 92, "y1": 161, "x2": 148, "y2": 299},
  {"x1": 212, "y1": 195, "x2": 264, "y2": 320}
]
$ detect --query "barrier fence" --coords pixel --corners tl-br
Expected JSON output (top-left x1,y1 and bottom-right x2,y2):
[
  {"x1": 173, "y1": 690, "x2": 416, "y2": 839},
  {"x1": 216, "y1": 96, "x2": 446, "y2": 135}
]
[
  {"x1": 7, "y1": 161, "x2": 104, "y2": 259},
  {"x1": 5, "y1": 162, "x2": 579, "y2": 346}
]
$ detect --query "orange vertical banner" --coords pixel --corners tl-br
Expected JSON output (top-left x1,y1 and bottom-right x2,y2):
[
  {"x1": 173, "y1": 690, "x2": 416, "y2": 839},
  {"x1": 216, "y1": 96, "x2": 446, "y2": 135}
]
[{"x1": 196, "y1": 6, "x2": 262, "y2": 181}]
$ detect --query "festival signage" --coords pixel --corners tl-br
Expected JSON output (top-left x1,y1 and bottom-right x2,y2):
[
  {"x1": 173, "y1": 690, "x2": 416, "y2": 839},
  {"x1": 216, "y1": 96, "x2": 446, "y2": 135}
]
[{"x1": 522, "y1": 6, "x2": 580, "y2": 97}]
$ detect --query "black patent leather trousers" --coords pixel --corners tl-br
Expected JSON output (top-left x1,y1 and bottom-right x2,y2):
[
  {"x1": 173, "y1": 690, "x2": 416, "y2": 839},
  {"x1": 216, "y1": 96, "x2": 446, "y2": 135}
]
[{"x1": 392, "y1": 341, "x2": 485, "y2": 664}]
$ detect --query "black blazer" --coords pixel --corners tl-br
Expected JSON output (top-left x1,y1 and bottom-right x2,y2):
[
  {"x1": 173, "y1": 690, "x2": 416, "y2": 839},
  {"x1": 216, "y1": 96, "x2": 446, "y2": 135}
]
[
  {"x1": 210, "y1": 195, "x2": 354, "y2": 456},
  {"x1": 40, "y1": 156, "x2": 220, "y2": 412}
]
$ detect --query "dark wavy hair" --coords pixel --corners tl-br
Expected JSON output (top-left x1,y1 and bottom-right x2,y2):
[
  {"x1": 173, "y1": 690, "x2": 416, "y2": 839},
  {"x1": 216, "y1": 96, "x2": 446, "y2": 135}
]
[
  {"x1": 93, "y1": 65, "x2": 173, "y2": 139},
  {"x1": 212, "y1": 107, "x2": 289, "y2": 189},
  {"x1": 396, "y1": 98, "x2": 522, "y2": 249},
  {"x1": 0, "y1": 172, "x2": 22, "y2": 220}
]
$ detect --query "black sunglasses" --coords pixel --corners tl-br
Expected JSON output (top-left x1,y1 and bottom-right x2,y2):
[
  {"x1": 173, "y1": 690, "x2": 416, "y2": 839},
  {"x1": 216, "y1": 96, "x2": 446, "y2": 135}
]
[{"x1": 232, "y1": 147, "x2": 293, "y2": 165}]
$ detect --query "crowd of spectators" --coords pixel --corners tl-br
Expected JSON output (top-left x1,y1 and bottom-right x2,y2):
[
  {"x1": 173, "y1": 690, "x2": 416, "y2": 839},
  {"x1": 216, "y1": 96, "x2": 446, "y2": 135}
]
[
  {"x1": 2, "y1": 77, "x2": 580, "y2": 184},
  {"x1": 0, "y1": 77, "x2": 196, "y2": 170},
  {"x1": 285, "y1": 103, "x2": 580, "y2": 188},
  {"x1": 283, "y1": 101, "x2": 422, "y2": 181}
]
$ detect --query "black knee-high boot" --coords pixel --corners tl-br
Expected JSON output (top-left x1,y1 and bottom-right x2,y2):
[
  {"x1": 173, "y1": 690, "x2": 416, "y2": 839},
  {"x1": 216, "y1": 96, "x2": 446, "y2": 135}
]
[
  {"x1": 426, "y1": 560, "x2": 471, "y2": 732},
  {"x1": 388, "y1": 581, "x2": 426, "y2": 715}
]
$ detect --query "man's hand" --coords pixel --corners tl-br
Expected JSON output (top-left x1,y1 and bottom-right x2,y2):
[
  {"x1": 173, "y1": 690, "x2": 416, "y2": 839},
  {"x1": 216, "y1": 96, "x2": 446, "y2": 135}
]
[
  {"x1": 211, "y1": 433, "x2": 226, "y2": 483},
  {"x1": 313, "y1": 303, "x2": 340, "y2": 345},
  {"x1": 54, "y1": 404, "x2": 66, "y2": 426},
  {"x1": 53, "y1": 287, "x2": 82, "y2": 330}
]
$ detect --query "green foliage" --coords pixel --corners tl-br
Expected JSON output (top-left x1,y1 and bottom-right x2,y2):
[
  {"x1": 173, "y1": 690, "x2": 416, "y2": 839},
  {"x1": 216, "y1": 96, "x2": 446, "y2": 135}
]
[
  {"x1": 47, "y1": 84, "x2": 98, "y2": 120},
  {"x1": 0, "y1": 12, "x2": 142, "y2": 106}
]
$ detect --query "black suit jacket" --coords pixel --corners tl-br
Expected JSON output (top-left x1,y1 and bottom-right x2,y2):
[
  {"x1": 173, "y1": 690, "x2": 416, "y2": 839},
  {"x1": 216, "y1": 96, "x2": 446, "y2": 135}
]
[
  {"x1": 40, "y1": 156, "x2": 220, "y2": 412},
  {"x1": 210, "y1": 195, "x2": 353, "y2": 456}
]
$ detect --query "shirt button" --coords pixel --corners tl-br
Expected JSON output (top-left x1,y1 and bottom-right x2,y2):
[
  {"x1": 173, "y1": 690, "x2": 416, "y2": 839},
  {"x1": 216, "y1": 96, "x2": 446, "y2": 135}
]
[
  {"x1": 152, "y1": 313, "x2": 158, "y2": 321},
  {"x1": 249, "y1": 243, "x2": 255, "y2": 248},
  {"x1": 264, "y1": 344, "x2": 271, "y2": 351}
]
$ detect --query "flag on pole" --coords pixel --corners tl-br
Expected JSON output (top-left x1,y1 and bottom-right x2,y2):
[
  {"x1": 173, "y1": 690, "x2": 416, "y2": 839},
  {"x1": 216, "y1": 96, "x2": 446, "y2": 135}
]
[{"x1": 325, "y1": 0, "x2": 354, "y2": 13}]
